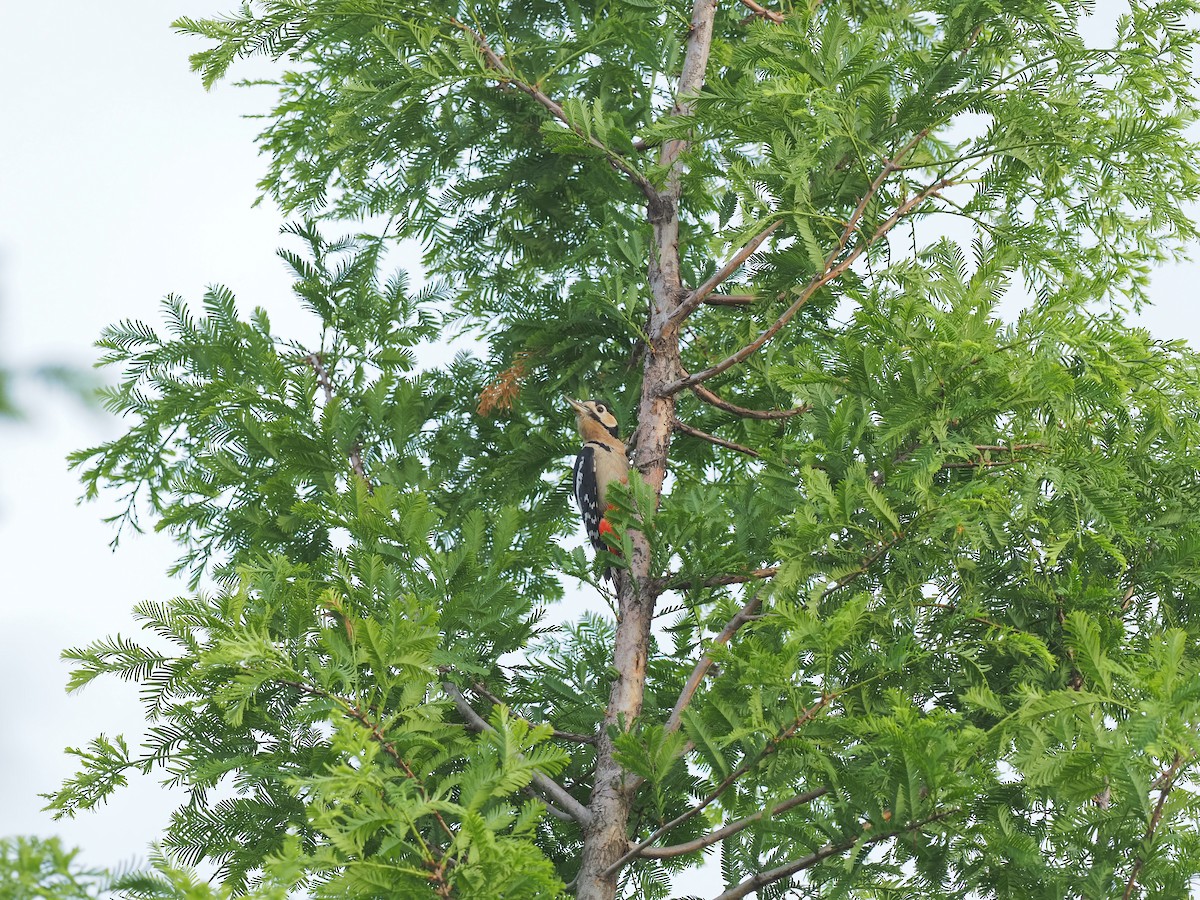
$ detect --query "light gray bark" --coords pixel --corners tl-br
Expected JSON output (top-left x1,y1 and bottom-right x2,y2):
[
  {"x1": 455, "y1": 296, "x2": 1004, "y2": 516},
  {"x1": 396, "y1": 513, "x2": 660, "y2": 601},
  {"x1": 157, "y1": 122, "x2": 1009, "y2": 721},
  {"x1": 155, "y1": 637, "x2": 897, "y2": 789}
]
[{"x1": 572, "y1": 2, "x2": 718, "y2": 897}]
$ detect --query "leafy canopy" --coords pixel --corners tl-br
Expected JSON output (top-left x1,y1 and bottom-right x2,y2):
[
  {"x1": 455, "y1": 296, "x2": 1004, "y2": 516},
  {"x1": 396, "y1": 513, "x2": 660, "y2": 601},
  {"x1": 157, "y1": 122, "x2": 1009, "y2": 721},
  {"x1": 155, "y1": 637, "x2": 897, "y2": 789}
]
[{"x1": 48, "y1": 1, "x2": 1200, "y2": 898}]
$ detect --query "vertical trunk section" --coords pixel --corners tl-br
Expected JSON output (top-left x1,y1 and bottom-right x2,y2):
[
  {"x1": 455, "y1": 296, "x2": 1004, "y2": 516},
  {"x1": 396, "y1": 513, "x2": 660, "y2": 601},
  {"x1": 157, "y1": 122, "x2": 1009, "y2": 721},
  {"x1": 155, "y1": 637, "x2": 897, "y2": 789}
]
[
  {"x1": 574, "y1": 203, "x2": 684, "y2": 900},
  {"x1": 573, "y1": 5, "x2": 716, "y2": 896}
]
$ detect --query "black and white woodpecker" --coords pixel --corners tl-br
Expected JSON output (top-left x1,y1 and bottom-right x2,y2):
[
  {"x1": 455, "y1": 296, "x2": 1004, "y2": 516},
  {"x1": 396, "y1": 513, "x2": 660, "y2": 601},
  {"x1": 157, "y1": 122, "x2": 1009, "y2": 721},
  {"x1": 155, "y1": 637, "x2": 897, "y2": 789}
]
[{"x1": 567, "y1": 398, "x2": 630, "y2": 577}]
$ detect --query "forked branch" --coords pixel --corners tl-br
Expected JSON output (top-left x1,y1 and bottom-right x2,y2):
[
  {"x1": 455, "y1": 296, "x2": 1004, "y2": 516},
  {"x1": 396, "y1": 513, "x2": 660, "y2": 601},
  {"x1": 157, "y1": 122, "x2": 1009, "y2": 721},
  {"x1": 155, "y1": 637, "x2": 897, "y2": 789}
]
[
  {"x1": 669, "y1": 219, "x2": 783, "y2": 324},
  {"x1": 304, "y1": 352, "x2": 371, "y2": 491},
  {"x1": 820, "y1": 531, "x2": 906, "y2": 600},
  {"x1": 468, "y1": 680, "x2": 596, "y2": 744},
  {"x1": 284, "y1": 678, "x2": 455, "y2": 847},
  {"x1": 664, "y1": 593, "x2": 764, "y2": 736},
  {"x1": 608, "y1": 692, "x2": 833, "y2": 877},
  {"x1": 1123, "y1": 751, "x2": 1188, "y2": 900},
  {"x1": 664, "y1": 567, "x2": 779, "y2": 591},
  {"x1": 938, "y1": 442, "x2": 1047, "y2": 470},
  {"x1": 738, "y1": 0, "x2": 785, "y2": 23}
]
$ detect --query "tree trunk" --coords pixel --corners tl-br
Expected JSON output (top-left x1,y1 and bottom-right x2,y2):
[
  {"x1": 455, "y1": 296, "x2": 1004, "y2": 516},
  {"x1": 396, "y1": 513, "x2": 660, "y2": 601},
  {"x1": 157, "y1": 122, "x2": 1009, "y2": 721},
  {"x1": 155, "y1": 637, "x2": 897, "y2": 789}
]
[
  {"x1": 573, "y1": 6, "x2": 716, "y2": 897},
  {"x1": 573, "y1": 200, "x2": 684, "y2": 899}
]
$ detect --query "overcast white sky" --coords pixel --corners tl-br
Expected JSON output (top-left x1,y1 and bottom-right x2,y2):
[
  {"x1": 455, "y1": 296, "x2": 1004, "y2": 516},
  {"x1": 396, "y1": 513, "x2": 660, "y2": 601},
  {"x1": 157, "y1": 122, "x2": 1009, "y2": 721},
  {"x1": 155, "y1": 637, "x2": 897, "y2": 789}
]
[{"x1": 2, "y1": 0, "x2": 1199, "y2": 893}]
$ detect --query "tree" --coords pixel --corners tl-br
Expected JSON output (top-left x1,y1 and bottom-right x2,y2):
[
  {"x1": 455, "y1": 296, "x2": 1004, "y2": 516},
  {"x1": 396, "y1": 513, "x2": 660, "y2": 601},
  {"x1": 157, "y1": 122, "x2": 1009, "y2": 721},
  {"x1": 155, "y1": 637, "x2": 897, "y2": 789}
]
[{"x1": 49, "y1": 1, "x2": 1200, "y2": 897}]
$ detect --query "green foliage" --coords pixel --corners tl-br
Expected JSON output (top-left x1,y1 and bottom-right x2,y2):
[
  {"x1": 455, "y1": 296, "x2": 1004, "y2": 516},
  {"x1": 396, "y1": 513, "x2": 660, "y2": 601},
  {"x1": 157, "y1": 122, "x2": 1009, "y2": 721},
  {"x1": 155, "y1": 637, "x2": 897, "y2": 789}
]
[
  {"x1": 0, "y1": 368, "x2": 14, "y2": 421},
  {"x1": 0, "y1": 838, "x2": 106, "y2": 900},
  {"x1": 0, "y1": 363, "x2": 97, "y2": 425},
  {"x1": 0, "y1": 838, "x2": 297, "y2": 900},
  {"x1": 51, "y1": 0, "x2": 1200, "y2": 897}
]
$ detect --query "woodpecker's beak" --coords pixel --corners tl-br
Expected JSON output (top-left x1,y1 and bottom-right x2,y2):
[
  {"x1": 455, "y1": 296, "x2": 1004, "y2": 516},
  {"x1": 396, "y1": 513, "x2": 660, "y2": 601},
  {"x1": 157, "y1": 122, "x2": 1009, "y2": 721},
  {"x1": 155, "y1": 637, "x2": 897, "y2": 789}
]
[{"x1": 566, "y1": 397, "x2": 587, "y2": 415}]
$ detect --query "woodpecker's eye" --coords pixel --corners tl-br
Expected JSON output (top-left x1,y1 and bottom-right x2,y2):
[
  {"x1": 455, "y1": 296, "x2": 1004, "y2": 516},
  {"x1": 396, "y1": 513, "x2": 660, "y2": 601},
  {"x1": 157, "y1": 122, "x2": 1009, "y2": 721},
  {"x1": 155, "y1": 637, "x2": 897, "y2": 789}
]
[{"x1": 596, "y1": 404, "x2": 607, "y2": 414}]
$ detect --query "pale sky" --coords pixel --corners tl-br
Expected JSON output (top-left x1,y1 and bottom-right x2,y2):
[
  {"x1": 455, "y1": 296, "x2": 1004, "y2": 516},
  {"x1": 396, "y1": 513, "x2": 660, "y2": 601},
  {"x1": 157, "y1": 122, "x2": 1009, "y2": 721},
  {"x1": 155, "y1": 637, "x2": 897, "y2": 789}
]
[{"x1": 1, "y1": 0, "x2": 1198, "y2": 893}]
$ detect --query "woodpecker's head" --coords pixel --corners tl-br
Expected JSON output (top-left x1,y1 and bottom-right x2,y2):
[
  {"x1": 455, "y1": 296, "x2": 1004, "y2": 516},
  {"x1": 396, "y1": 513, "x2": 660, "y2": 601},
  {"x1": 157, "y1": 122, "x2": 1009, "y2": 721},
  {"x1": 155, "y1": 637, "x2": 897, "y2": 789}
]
[{"x1": 567, "y1": 397, "x2": 621, "y2": 441}]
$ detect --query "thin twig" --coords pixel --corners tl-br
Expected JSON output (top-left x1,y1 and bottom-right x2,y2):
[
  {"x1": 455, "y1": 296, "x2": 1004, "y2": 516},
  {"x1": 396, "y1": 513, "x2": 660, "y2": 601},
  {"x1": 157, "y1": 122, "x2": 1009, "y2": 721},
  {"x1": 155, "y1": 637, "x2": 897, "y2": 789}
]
[
  {"x1": 1123, "y1": 752, "x2": 1187, "y2": 900},
  {"x1": 523, "y1": 787, "x2": 575, "y2": 822},
  {"x1": 1121, "y1": 584, "x2": 1137, "y2": 611},
  {"x1": 305, "y1": 352, "x2": 335, "y2": 403},
  {"x1": 712, "y1": 809, "x2": 959, "y2": 899},
  {"x1": 670, "y1": 220, "x2": 783, "y2": 323},
  {"x1": 639, "y1": 787, "x2": 828, "y2": 858},
  {"x1": 441, "y1": 681, "x2": 594, "y2": 827},
  {"x1": 447, "y1": 17, "x2": 656, "y2": 202},
  {"x1": 703, "y1": 294, "x2": 757, "y2": 305},
  {"x1": 612, "y1": 525, "x2": 904, "y2": 880},
  {"x1": 341, "y1": 705, "x2": 457, "y2": 841},
  {"x1": 940, "y1": 459, "x2": 1018, "y2": 470},
  {"x1": 820, "y1": 532, "x2": 906, "y2": 600},
  {"x1": 936, "y1": 442, "x2": 1046, "y2": 469},
  {"x1": 737, "y1": 0, "x2": 785, "y2": 23},
  {"x1": 972, "y1": 443, "x2": 1045, "y2": 453},
  {"x1": 691, "y1": 383, "x2": 810, "y2": 420},
  {"x1": 673, "y1": 417, "x2": 760, "y2": 457}
]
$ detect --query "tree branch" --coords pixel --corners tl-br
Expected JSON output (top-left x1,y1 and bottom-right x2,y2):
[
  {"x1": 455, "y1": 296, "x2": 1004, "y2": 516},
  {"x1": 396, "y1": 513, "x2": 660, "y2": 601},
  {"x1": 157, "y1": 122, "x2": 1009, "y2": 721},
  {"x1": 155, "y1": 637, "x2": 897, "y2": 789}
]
[
  {"x1": 737, "y1": 0, "x2": 785, "y2": 24},
  {"x1": 938, "y1": 443, "x2": 1047, "y2": 470},
  {"x1": 578, "y1": 2, "x2": 718, "y2": 894},
  {"x1": 284, "y1": 678, "x2": 455, "y2": 853},
  {"x1": 703, "y1": 294, "x2": 757, "y2": 305},
  {"x1": 664, "y1": 567, "x2": 779, "y2": 592},
  {"x1": 639, "y1": 787, "x2": 828, "y2": 859},
  {"x1": 669, "y1": 220, "x2": 783, "y2": 323},
  {"x1": 971, "y1": 443, "x2": 1046, "y2": 453},
  {"x1": 659, "y1": 0, "x2": 718, "y2": 175},
  {"x1": 820, "y1": 532, "x2": 905, "y2": 600},
  {"x1": 441, "y1": 681, "x2": 594, "y2": 827},
  {"x1": 664, "y1": 593, "x2": 764, "y2": 737},
  {"x1": 448, "y1": 17, "x2": 656, "y2": 203},
  {"x1": 1121, "y1": 583, "x2": 1137, "y2": 612},
  {"x1": 523, "y1": 787, "x2": 576, "y2": 822},
  {"x1": 672, "y1": 417, "x2": 760, "y2": 457},
  {"x1": 711, "y1": 809, "x2": 959, "y2": 900},
  {"x1": 663, "y1": 153, "x2": 945, "y2": 396},
  {"x1": 468, "y1": 681, "x2": 596, "y2": 744},
  {"x1": 1123, "y1": 751, "x2": 1187, "y2": 900},
  {"x1": 691, "y1": 383, "x2": 810, "y2": 420},
  {"x1": 939, "y1": 459, "x2": 1018, "y2": 470},
  {"x1": 304, "y1": 352, "x2": 372, "y2": 491},
  {"x1": 607, "y1": 692, "x2": 832, "y2": 877},
  {"x1": 341, "y1": 703, "x2": 456, "y2": 842}
]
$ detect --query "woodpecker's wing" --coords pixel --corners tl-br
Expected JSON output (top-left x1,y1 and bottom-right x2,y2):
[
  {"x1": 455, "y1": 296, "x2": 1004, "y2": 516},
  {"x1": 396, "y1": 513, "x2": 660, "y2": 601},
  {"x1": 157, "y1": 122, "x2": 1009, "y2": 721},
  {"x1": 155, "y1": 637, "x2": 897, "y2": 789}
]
[{"x1": 573, "y1": 445, "x2": 604, "y2": 551}]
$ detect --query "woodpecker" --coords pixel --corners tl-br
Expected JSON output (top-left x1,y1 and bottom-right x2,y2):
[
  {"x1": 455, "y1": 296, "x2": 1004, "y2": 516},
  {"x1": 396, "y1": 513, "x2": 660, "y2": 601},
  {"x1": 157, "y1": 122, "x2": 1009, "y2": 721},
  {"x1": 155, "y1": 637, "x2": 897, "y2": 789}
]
[{"x1": 567, "y1": 397, "x2": 630, "y2": 577}]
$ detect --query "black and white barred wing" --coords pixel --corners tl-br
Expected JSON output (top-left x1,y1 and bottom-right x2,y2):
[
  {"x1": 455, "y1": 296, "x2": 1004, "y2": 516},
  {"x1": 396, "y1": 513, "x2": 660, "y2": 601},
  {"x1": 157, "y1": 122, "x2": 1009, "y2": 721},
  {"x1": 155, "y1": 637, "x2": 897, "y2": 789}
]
[{"x1": 573, "y1": 445, "x2": 603, "y2": 551}]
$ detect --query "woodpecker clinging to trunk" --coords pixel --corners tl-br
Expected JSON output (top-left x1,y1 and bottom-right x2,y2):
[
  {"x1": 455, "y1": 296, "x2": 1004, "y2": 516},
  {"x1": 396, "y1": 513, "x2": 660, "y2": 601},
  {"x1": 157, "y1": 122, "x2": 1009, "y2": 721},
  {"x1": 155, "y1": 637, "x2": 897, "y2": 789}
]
[{"x1": 567, "y1": 397, "x2": 630, "y2": 579}]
